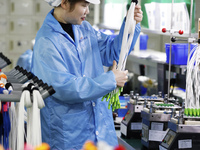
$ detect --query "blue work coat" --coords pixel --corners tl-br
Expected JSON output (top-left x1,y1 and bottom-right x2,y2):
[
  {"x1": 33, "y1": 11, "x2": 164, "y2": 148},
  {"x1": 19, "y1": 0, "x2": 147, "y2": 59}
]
[
  {"x1": 31, "y1": 9, "x2": 141, "y2": 150},
  {"x1": 17, "y1": 49, "x2": 33, "y2": 72}
]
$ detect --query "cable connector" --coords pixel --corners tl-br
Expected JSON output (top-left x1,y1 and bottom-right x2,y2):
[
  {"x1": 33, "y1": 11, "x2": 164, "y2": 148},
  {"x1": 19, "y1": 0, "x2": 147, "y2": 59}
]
[{"x1": 131, "y1": 0, "x2": 138, "y2": 5}]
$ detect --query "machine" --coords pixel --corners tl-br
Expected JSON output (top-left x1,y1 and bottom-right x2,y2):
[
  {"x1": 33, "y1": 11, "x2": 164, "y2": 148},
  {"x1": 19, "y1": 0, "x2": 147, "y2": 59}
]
[
  {"x1": 140, "y1": 96, "x2": 181, "y2": 149},
  {"x1": 159, "y1": 103, "x2": 200, "y2": 150},
  {"x1": 120, "y1": 91, "x2": 164, "y2": 139}
]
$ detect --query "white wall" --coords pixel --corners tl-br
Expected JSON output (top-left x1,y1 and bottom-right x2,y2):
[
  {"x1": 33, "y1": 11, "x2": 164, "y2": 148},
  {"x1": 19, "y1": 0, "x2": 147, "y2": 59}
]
[
  {"x1": 144, "y1": 0, "x2": 200, "y2": 52},
  {"x1": 0, "y1": 0, "x2": 96, "y2": 72}
]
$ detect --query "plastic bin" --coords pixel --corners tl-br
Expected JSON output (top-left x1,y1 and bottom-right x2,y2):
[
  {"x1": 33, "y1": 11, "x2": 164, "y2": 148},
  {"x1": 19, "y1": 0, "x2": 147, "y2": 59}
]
[
  {"x1": 117, "y1": 109, "x2": 128, "y2": 117},
  {"x1": 165, "y1": 43, "x2": 197, "y2": 65},
  {"x1": 116, "y1": 96, "x2": 129, "y2": 117},
  {"x1": 140, "y1": 34, "x2": 148, "y2": 50}
]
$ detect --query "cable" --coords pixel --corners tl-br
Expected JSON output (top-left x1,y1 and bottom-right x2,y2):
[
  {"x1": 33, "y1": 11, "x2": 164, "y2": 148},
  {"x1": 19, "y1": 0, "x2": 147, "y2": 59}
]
[
  {"x1": 185, "y1": 45, "x2": 200, "y2": 116},
  {"x1": 26, "y1": 85, "x2": 44, "y2": 147},
  {"x1": 16, "y1": 85, "x2": 32, "y2": 150},
  {"x1": 102, "y1": 1, "x2": 137, "y2": 111}
]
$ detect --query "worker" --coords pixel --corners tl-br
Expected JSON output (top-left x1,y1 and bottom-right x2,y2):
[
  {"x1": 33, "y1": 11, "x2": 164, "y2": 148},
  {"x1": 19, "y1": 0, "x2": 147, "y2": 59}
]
[
  {"x1": 16, "y1": 39, "x2": 35, "y2": 72},
  {"x1": 31, "y1": 0, "x2": 143, "y2": 149}
]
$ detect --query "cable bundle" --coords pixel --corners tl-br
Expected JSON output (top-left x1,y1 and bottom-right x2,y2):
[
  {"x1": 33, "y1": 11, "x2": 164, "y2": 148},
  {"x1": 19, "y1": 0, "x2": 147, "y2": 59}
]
[
  {"x1": 0, "y1": 67, "x2": 55, "y2": 150},
  {"x1": 16, "y1": 83, "x2": 45, "y2": 150},
  {"x1": 185, "y1": 44, "x2": 199, "y2": 116},
  {"x1": 26, "y1": 84, "x2": 45, "y2": 147},
  {"x1": 9, "y1": 101, "x2": 17, "y2": 150},
  {"x1": 16, "y1": 85, "x2": 32, "y2": 150},
  {"x1": 102, "y1": 2, "x2": 136, "y2": 111}
]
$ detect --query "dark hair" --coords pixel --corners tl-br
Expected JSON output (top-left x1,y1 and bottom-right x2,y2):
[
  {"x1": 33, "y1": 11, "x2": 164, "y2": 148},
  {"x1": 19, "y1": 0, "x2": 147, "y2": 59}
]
[{"x1": 62, "y1": 0, "x2": 85, "y2": 11}]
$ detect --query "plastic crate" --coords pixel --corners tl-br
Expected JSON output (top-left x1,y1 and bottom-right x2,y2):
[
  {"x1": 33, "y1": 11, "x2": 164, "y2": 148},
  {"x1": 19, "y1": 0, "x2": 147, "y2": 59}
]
[
  {"x1": 140, "y1": 34, "x2": 148, "y2": 50},
  {"x1": 116, "y1": 96, "x2": 129, "y2": 117},
  {"x1": 165, "y1": 43, "x2": 197, "y2": 65},
  {"x1": 117, "y1": 109, "x2": 128, "y2": 117}
]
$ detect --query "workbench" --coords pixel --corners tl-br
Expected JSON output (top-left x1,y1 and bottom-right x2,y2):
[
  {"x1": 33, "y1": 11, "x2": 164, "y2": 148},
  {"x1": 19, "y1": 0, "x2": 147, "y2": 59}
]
[{"x1": 116, "y1": 130, "x2": 147, "y2": 150}]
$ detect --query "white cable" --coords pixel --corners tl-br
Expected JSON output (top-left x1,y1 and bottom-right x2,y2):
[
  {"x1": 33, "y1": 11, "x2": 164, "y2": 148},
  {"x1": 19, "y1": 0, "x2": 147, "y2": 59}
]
[
  {"x1": 24, "y1": 89, "x2": 32, "y2": 109},
  {"x1": 186, "y1": 45, "x2": 200, "y2": 114},
  {"x1": 103, "y1": 2, "x2": 137, "y2": 110},
  {"x1": 9, "y1": 101, "x2": 17, "y2": 150},
  {"x1": 186, "y1": 46, "x2": 196, "y2": 108},
  {"x1": 117, "y1": 2, "x2": 136, "y2": 71},
  {"x1": 26, "y1": 108, "x2": 31, "y2": 146},
  {"x1": 24, "y1": 88, "x2": 32, "y2": 146},
  {"x1": 195, "y1": 46, "x2": 200, "y2": 110},
  {"x1": 27, "y1": 86, "x2": 45, "y2": 148},
  {"x1": 15, "y1": 84, "x2": 33, "y2": 150},
  {"x1": 26, "y1": 84, "x2": 35, "y2": 146},
  {"x1": 8, "y1": 84, "x2": 15, "y2": 150},
  {"x1": 16, "y1": 91, "x2": 26, "y2": 150}
]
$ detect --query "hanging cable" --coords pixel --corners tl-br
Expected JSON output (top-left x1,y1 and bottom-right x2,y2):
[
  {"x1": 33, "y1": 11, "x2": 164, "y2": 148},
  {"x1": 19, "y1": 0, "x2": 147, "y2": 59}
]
[
  {"x1": 16, "y1": 86, "x2": 31, "y2": 150},
  {"x1": 185, "y1": 45, "x2": 200, "y2": 116},
  {"x1": 26, "y1": 84, "x2": 45, "y2": 148}
]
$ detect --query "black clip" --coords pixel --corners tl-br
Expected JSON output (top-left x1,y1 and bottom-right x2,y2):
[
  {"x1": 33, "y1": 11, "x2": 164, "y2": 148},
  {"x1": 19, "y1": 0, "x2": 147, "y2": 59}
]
[
  {"x1": 132, "y1": 0, "x2": 138, "y2": 5},
  {"x1": 198, "y1": 38, "x2": 200, "y2": 44}
]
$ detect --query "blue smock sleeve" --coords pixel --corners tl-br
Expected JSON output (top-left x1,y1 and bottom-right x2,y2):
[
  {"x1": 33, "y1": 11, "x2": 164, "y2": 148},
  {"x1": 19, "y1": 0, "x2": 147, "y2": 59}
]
[
  {"x1": 32, "y1": 37, "x2": 117, "y2": 104},
  {"x1": 98, "y1": 18, "x2": 141, "y2": 67},
  {"x1": 17, "y1": 49, "x2": 33, "y2": 72}
]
